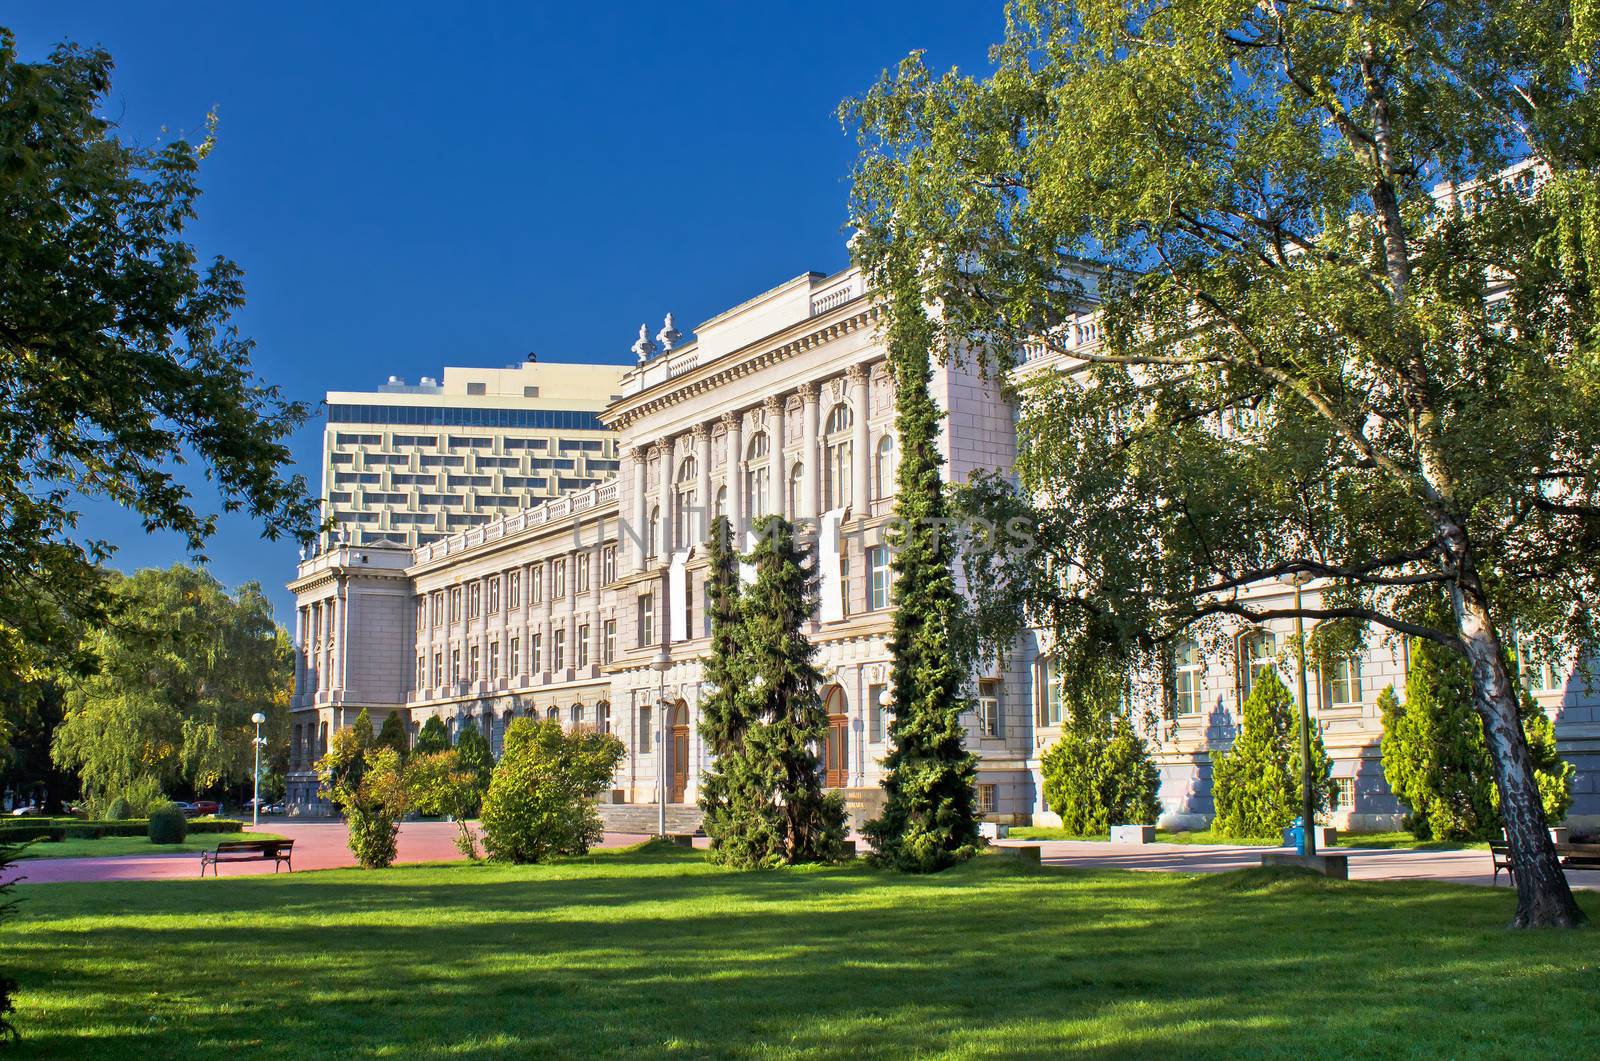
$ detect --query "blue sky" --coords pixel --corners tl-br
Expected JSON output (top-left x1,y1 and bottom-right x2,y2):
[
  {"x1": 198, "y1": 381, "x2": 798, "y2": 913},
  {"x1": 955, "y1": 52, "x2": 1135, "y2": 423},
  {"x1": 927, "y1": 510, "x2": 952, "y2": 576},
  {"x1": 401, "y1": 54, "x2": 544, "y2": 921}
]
[{"x1": 7, "y1": 2, "x2": 1000, "y2": 622}]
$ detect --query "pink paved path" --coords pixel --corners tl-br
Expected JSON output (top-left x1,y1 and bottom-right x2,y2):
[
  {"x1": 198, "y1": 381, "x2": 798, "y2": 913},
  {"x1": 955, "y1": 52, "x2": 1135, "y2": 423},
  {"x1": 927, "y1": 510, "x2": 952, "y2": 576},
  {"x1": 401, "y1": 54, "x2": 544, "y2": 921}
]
[
  {"x1": 991, "y1": 838, "x2": 1600, "y2": 890},
  {"x1": 3, "y1": 821, "x2": 653, "y2": 885}
]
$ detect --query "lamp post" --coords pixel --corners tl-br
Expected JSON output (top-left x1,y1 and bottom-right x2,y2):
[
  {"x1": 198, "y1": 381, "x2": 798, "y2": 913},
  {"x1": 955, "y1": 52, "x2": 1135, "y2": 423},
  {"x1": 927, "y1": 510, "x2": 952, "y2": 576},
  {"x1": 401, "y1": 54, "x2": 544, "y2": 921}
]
[
  {"x1": 250, "y1": 711, "x2": 268, "y2": 828},
  {"x1": 651, "y1": 650, "x2": 671, "y2": 837},
  {"x1": 1286, "y1": 573, "x2": 1316, "y2": 857}
]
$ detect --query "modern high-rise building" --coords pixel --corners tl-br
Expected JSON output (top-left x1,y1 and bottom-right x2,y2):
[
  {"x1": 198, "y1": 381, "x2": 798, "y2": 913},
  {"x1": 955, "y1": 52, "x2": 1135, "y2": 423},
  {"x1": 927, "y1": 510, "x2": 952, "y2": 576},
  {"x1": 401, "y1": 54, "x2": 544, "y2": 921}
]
[{"x1": 320, "y1": 358, "x2": 629, "y2": 547}]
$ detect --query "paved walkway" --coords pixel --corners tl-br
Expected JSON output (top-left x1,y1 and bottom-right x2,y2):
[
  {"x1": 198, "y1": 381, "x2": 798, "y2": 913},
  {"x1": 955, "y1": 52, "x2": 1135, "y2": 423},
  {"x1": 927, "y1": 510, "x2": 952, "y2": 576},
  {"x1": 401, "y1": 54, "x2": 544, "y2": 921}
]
[
  {"x1": 2, "y1": 821, "x2": 654, "y2": 885},
  {"x1": 991, "y1": 837, "x2": 1600, "y2": 890}
]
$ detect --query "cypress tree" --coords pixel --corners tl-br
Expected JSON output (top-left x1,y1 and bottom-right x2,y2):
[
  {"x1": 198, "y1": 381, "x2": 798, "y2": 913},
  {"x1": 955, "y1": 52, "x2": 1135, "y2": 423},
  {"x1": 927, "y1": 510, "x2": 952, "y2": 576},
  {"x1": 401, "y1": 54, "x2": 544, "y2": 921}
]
[
  {"x1": 375, "y1": 711, "x2": 410, "y2": 760},
  {"x1": 1040, "y1": 670, "x2": 1161, "y2": 834},
  {"x1": 697, "y1": 515, "x2": 758, "y2": 861},
  {"x1": 736, "y1": 516, "x2": 847, "y2": 865},
  {"x1": 413, "y1": 715, "x2": 451, "y2": 756},
  {"x1": 1210, "y1": 668, "x2": 1334, "y2": 839},
  {"x1": 350, "y1": 707, "x2": 375, "y2": 750},
  {"x1": 862, "y1": 262, "x2": 979, "y2": 872},
  {"x1": 454, "y1": 724, "x2": 495, "y2": 812}
]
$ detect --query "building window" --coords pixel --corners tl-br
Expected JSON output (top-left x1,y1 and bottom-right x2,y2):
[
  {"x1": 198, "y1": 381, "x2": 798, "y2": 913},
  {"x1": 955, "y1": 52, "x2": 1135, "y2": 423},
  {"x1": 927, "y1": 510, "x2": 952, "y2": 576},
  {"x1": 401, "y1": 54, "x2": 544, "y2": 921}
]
[
  {"x1": 416, "y1": 655, "x2": 426, "y2": 691},
  {"x1": 530, "y1": 564, "x2": 543, "y2": 604},
  {"x1": 468, "y1": 582, "x2": 481, "y2": 619},
  {"x1": 788, "y1": 463, "x2": 803, "y2": 516},
  {"x1": 647, "y1": 506, "x2": 660, "y2": 559},
  {"x1": 468, "y1": 645, "x2": 480, "y2": 681},
  {"x1": 546, "y1": 706, "x2": 558, "y2": 721},
  {"x1": 1521, "y1": 649, "x2": 1564, "y2": 694},
  {"x1": 415, "y1": 599, "x2": 425, "y2": 633},
  {"x1": 875, "y1": 434, "x2": 895, "y2": 497},
  {"x1": 1040, "y1": 657, "x2": 1064, "y2": 726},
  {"x1": 823, "y1": 403, "x2": 853, "y2": 509},
  {"x1": 449, "y1": 587, "x2": 462, "y2": 623},
  {"x1": 553, "y1": 628, "x2": 566, "y2": 671},
  {"x1": 433, "y1": 652, "x2": 443, "y2": 687},
  {"x1": 508, "y1": 570, "x2": 521, "y2": 609},
  {"x1": 1322, "y1": 654, "x2": 1362, "y2": 709},
  {"x1": 489, "y1": 640, "x2": 500, "y2": 680},
  {"x1": 576, "y1": 553, "x2": 591, "y2": 593},
  {"x1": 1174, "y1": 638, "x2": 1203, "y2": 716},
  {"x1": 466, "y1": 381, "x2": 486, "y2": 395},
  {"x1": 978, "y1": 783, "x2": 997, "y2": 815},
  {"x1": 531, "y1": 633, "x2": 543, "y2": 673},
  {"x1": 597, "y1": 700, "x2": 611, "y2": 734},
  {"x1": 487, "y1": 576, "x2": 500, "y2": 614},
  {"x1": 683, "y1": 583, "x2": 693, "y2": 643},
  {"x1": 601, "y1": 546, "x2": 616, "y2": 585},
  {"x1": 1332, "y1": 776, "x2": 1355, "y2": 812},
  {"x1": 977, "y1": 679, "x2": 1001, "y2": 737},
  {"x1": 677, "y1": 455, "x2": 699, "y2": 545},
  {"x1": 552, "y1": 559, "x2": 567, "y2": 598},
  {"x1": 432, "y1": 591, "x2": 444, "y2": 625},
  {"x1": 510, "y1": 637, "x2": 520, "y2": 677},
  {"x1": 714, "y1": 485, "x2": 727, "y2": 521},
  {"x1": 868, "y1": 683, "x2": 887, "y2": 742},
  {"x1": 1236, "y1": 629, "x2": 1278, "y2": 706},
  {"x1": 868, "y1": 545, "x2": 891, "y2": 609},
  {"x1": 451, "y1": 648, "x2": 462, "y2": 682},
  {"x1": 746, "y1": 432, "x2": 771, "y2": 517},
  {"x1": 638, "y1": 705, "x2": 653, "y2": 753},
  {"x1": 569, "y1": 703, "x2": 583, "y2": 730},
  {"x1": 603, "y1": 619, "x2": 617, "y2": 664},
  {"x1": 577, "y1": 624, "x2": 591, "y2": 668},
  {"x1": 639, "y1": 594, "x2": 655, "y2": 647}
]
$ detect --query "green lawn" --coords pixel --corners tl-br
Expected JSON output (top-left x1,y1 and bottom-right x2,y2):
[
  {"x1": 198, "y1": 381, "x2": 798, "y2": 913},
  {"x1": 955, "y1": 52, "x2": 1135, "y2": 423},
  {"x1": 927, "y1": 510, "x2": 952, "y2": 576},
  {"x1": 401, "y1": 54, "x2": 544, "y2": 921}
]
[
  {"x1": 1008, "y1": 825, "x2": 1484, "y2": 850},
  {"x1": 14, "y1": 831, "x2": 287, "y2": 861},
  {"x1": 2, "y1": 844, "x2": 1594, "y2": 1057}
]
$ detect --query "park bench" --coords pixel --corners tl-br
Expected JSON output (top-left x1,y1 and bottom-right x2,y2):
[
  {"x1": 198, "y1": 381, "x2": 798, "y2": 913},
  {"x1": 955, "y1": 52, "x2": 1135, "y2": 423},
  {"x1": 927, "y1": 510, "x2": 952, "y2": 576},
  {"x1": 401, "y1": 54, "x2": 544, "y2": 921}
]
[
  {"x1": 1490, "y1": 841, "x2": 1600, "y2": 886},
  {"x1": 1490, "y1": 841, "x2": 1515, "y2": 886},
  {"x1": 199, "y1": 839, "x2": 293, "y2": 878}
]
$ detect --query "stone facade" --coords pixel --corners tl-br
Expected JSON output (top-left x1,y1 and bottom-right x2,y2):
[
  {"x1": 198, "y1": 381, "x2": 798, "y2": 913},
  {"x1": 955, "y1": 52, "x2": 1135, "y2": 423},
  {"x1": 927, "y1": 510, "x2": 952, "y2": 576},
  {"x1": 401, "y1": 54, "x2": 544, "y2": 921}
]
[{"x1": 286, "y1": 264, "x2": 1600, "y2": 831}]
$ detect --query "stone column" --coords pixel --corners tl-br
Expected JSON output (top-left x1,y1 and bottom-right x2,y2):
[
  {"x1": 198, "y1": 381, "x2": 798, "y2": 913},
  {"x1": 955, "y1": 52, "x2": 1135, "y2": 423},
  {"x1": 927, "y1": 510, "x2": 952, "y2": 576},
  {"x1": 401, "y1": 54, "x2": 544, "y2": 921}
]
[
  {"x1": 800, "y1": 382, "x2": 820, "y2": 520},
  {"x1": 659, "y1": 434, "x2": 677, "y2": 557},
  {"x1": 764, "y1": 395, "x2": 785, "y2": 519},
  {"x1": 294, "y1": 606, "x2": 307, "y2": 704},
  {"x1": 518, "y1": 564, "x2": 531, "y2": 680},
  {"x1": 694, "y1": 423, "x2": 712, "y2": 545},
  {"x1": 848, "y1": 363, "x2": 870, "y2": 513},
  {"x1": 723, "y1": 411, "x2": 743, "y2": 536},
  {"x1": 629, "y1": 446, "x2": 648, "y2": 570}
]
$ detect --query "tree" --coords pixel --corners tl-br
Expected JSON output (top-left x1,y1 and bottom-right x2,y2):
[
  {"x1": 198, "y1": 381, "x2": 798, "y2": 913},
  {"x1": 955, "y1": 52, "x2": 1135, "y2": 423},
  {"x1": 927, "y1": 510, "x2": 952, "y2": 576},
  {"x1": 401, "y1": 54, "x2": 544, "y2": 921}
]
[
  {"x1": 731, "y1": 517, "x2": 848, "y2": 867},
  {"x1": 0, "y1": 31, "x2": 318, "y2": 754},
  {"x1": 407, "y1": 749, "x2": 488, "y2": 859},
  {"x1": 50, "y1": 566, "x2": 292, "y2": 807},
  {"x1": 1383, "y1": 641, "x2": 1573, "y2": 840},
  {"x1": 413, "y1": 715, "x2": 451, "y2": 756},
  {"x1": 480, "y1": 718, "x2": 624, "y2": 864},
  {"x1": 0, "y1": 839, "x2": 19, "y2": 1042},
  {"x1": 858, "y1": 253, "x2": 980, "y2": 873},
  {"x1": 374, "y1": 711, "x2": 410, "y2": 760},
  {"x1": 697, "y1": 515, "x2": 757, "y2": 860},
  {"x1": 1210, "y1": 669, "x2": 1335, "y2": 839},
  {"x1": 318, "y1": 730, "x2": 406, "y2": 869},
  {"x1": 454, "y1": 724, "x2": 495, "y2": 797},
  {"x1": 846, "y1": 0, "x2": 1598, "y2": 926},
  {"x1": 1040, "y1": 669, "x2": 1161, "y2": 834}
]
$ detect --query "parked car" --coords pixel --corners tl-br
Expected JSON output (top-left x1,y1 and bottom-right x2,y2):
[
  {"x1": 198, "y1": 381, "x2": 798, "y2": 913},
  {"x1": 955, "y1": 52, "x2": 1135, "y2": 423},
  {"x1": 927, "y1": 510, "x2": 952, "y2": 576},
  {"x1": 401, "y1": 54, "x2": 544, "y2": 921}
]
[
  {"x1": 172, "y1": 801, "x2": 199, "y2": 818},
  {"x1": 191, "y1": 800, "x2": 221, "y2": 817},
  {"x1": 9, "y1": 805, "x2": 42, "y2": 817},
  {"x1": 265, "y1": 802, "x2": 286, "y2": 816}
]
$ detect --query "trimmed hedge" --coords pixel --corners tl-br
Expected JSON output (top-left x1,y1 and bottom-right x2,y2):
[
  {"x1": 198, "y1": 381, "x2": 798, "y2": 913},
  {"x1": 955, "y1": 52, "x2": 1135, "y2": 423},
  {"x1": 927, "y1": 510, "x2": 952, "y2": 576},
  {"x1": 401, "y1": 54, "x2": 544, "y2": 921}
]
[
  {"x1": 147, "y1": 803, "x2": 188, "y2": 844},
  {"x1": 0, "y1": 817, "x2": 244, "y2": 843}
]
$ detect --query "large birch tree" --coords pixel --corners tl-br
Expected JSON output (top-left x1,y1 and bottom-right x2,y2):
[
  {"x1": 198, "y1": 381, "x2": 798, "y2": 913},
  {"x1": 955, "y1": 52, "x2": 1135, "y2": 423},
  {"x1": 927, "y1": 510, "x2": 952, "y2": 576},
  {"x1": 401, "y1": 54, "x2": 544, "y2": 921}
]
[{"x1": 843, "y1": 0, "x2": 1600, "y2": 926}]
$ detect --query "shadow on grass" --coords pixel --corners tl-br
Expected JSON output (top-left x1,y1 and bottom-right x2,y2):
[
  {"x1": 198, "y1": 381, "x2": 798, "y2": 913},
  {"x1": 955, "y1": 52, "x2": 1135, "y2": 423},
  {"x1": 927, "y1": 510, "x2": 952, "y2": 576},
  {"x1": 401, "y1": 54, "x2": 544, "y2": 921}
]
[{"x1": 5, "y1": 848, "x2": 1596, "y2": 1059}]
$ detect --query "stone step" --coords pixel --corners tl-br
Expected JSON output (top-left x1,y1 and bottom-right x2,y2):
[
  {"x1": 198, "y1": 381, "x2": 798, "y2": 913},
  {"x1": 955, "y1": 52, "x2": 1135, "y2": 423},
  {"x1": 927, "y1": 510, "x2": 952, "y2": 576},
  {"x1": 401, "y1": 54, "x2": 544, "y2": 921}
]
[{"x1": 597, "y1": 802, "x2": 704, "y2": 835}]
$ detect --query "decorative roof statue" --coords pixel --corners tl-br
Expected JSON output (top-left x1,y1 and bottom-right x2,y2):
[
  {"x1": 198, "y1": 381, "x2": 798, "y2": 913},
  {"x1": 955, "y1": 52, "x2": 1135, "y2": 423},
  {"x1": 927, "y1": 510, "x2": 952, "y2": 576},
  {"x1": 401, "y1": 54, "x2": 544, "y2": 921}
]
[
  {"x1": 631, "y1": 323, "x2": 658, "y2": 364},
  {"x1": 656, "y1": 312, "x2": 683, "y2": 352}
]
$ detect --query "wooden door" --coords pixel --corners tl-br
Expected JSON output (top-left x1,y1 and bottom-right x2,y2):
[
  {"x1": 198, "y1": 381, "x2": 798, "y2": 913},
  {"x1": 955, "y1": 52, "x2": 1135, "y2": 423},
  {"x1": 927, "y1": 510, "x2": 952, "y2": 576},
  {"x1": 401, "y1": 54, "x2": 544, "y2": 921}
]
[
  {"x1": 823, "y1": 686, "x2": 848, "y2": 788},
  {"x1": 671, "y1": 702, "x2": 689, "y2": 803}
]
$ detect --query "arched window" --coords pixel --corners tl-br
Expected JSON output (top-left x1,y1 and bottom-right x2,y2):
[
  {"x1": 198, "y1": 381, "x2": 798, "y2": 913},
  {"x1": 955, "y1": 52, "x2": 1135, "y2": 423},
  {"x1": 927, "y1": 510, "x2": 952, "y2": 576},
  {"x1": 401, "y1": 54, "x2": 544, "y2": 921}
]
[
  {"x1": 545, "y1": 705, "x2": 558, "y2": 721},
  {"x1": 822, "y1": 404, "x2": 853, "y2": 510},
  {"x1": 823, "y1": 686, "x2": 849, "y2": 787},
  {"x1": 824, "y1": 402, "x2": 853, "y2": 435},
  {"x1": 569, "y1": 703, "x2": 584, "y2": 730},
  {"x1": 1236, "y1": 629, "x2": 1278, "y2": 707},
  {"x1": 875, "y1": 434, "x2": 895, "y2": 498},
  {"x1": 714, "y1": 485, "x2": 727, "y2": 521},
  {"x1": 1173, "y1": 638, "x2": 1203, "y2": 717},
  {"x1": 676, "y1": 456, "x2": 697, "y2": 546},
  {"x1": 646, "y1": 505, "x2": 660, "y2": 559},
  {"x1": 789, "y1": 463, "x2": 804, "y2": 516},
  {"x1": 597, "y1": 700, "x2": 611, "y2": 735},
  {"x1": 747, "y1": 431, "x2": 769, "y2": 461},
  {"x1": 746, "y1": 432, "x2": 770, "y2": 517},
  {"x1": 677, "y1": 455, "x2": 698, "y2": 483}
]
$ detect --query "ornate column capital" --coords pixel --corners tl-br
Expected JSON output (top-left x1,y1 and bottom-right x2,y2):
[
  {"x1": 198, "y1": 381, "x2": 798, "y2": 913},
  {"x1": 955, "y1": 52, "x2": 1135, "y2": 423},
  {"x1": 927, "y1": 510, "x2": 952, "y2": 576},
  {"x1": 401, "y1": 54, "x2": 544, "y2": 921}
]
[
  {"x1": 719, "y1": 411, "x2": 739, "y2": 430},
  {"x1": 798, "y1": 381, "x2": 819, "y2": 403},
  {"x1": 762, "y1": 395, "x2": 784, "y2": 415},
  {"x1": 691, "y1": 423, "x2": 710, "y2": 443},
  {"x1": 647, "y1": 442, "x2": 663, "y2": 461},
  {"x1": 846, "y1": 362, "x2": 869, "y2": 386}
]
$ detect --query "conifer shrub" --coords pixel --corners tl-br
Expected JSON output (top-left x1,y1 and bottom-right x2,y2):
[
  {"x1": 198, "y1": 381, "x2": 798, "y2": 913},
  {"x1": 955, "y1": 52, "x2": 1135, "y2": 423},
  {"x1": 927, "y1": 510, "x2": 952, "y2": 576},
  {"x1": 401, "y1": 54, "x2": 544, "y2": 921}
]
[
  {"x1": 146, "y1": 801, "x2": 188, "y2": 844},
  {"x1": 481, "y1": 718, "x2": 624, "y2": 864},
  {"x1": 1210, "y1": 668, "x2": 1334, "y2": 839},
  {"x1": 454, "y1": 724, "x2": 495, "y2": 799},
  {"x1": 412, "y1": 715, "x2": 451, "y2": 756},
  {"x1": 102, "y1": 797, "x2": 130, "y2": 822},
  {"x1": 375, "y1": 710, "x2": 410, "y2": 759},
  {"x1": 1040, "y1": 675, "x2": 1161, "y2": 834},
  {"x1": 1382, "y1": 640, "x2": 1574, "y2": 840}
]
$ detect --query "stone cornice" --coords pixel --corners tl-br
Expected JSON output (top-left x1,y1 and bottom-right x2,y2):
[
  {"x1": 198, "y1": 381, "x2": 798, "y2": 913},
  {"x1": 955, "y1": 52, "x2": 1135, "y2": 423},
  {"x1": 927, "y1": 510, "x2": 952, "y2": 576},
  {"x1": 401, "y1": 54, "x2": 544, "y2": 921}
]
[{"x1": 602, "y1": 306, "x2": 878, "y2": 431}]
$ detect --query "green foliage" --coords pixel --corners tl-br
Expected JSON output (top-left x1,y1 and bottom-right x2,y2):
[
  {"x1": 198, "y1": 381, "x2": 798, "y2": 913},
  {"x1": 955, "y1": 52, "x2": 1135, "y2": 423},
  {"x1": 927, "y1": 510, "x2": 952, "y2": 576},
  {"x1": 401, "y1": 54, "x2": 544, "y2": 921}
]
[
  {"x1": 1211, "y1": 670, "x2": 1334, "y2": 840},
  {"x1": 374, "y1": 711, "x2": 409, "y2": 760},
  {"x1": 453, "y1": 724, "x2": 495, "y2": 801},
  {"x1": 0, "y1": 838, "x2": 17, "y2": 1042},
  {"x1": 709, "y1": 518, "x2": 847, "y2": 868},
  {"x1": 861, "y1": 261, "x2": 979, "y2": 873},
  {"x1": 480, "y1": 718, "x2": 624, "y2": 864},
  {"x1": 101, "y1": 797, "x2": 130, "y2": 823},
  {"x1": 318, "y1": 730, "x2": 407, "y2": 869},
  {"x1": 50, "y1": 567, "x2": 293, "y2": 807},
  {"x1": 698, "y1": 516, "x2": 751, "y2": 856},
  {"x1": 407, "y1": 749, "x2": 489, "y2": 859},
  {"x1": 1040, "y1": 674, "x2": 1161, "y2": 834},
  {"x1": 1382, "y1": 642, "x2": 1574, "y2": 840},
  {"x1": 145, "y1": 802, "x2": 187, "y2": 845},
  {"x1": 846, "y1": 0, "x2": 1596, "y2": 924},
  {"x1": 412, "y1": 715, "x2": 450, "y2": 756},
  {"x1": 0, "y1": 31, "x2": 317, "y2": 743}
]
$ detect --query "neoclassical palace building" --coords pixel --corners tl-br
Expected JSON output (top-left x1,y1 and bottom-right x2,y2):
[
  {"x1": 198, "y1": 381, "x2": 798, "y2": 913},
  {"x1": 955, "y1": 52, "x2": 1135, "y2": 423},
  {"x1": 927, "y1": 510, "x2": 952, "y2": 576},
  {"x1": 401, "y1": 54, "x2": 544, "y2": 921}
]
[{"x1": 285, "y1": 263, "x2": 1600, "y2": 830}]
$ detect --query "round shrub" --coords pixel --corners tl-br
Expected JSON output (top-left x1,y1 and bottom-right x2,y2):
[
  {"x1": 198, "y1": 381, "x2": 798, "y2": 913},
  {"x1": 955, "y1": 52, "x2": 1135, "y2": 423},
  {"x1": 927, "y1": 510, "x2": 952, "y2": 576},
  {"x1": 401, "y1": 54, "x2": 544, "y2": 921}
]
[
  {"x1": 102, "y1": 797, "x2": 130, "y2": 822},
  {"x1": 147, "y1": 802, "x2": 188, "y2": 844}
]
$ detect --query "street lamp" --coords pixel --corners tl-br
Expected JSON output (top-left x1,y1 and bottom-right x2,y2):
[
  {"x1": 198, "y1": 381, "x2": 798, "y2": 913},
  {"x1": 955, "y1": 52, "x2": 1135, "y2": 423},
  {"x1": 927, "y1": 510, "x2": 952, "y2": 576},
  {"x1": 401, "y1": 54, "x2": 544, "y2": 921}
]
[
  {"x1": 650, "y1": 651, "x2": 671, "y2": 838},
  {"x1": 1286, "y1": 572, "x2": 1316, "y2": 857},
  {"x1": 250, "y1": 711, "x2": 268, "y2": 829}
]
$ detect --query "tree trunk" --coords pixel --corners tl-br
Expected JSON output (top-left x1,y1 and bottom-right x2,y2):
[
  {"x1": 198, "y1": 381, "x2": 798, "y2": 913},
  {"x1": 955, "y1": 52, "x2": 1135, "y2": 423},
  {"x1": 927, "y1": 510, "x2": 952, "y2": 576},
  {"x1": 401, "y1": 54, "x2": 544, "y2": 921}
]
[{"x1": 1446, "y1": 533, "x2": 1587, "y2": 928}]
